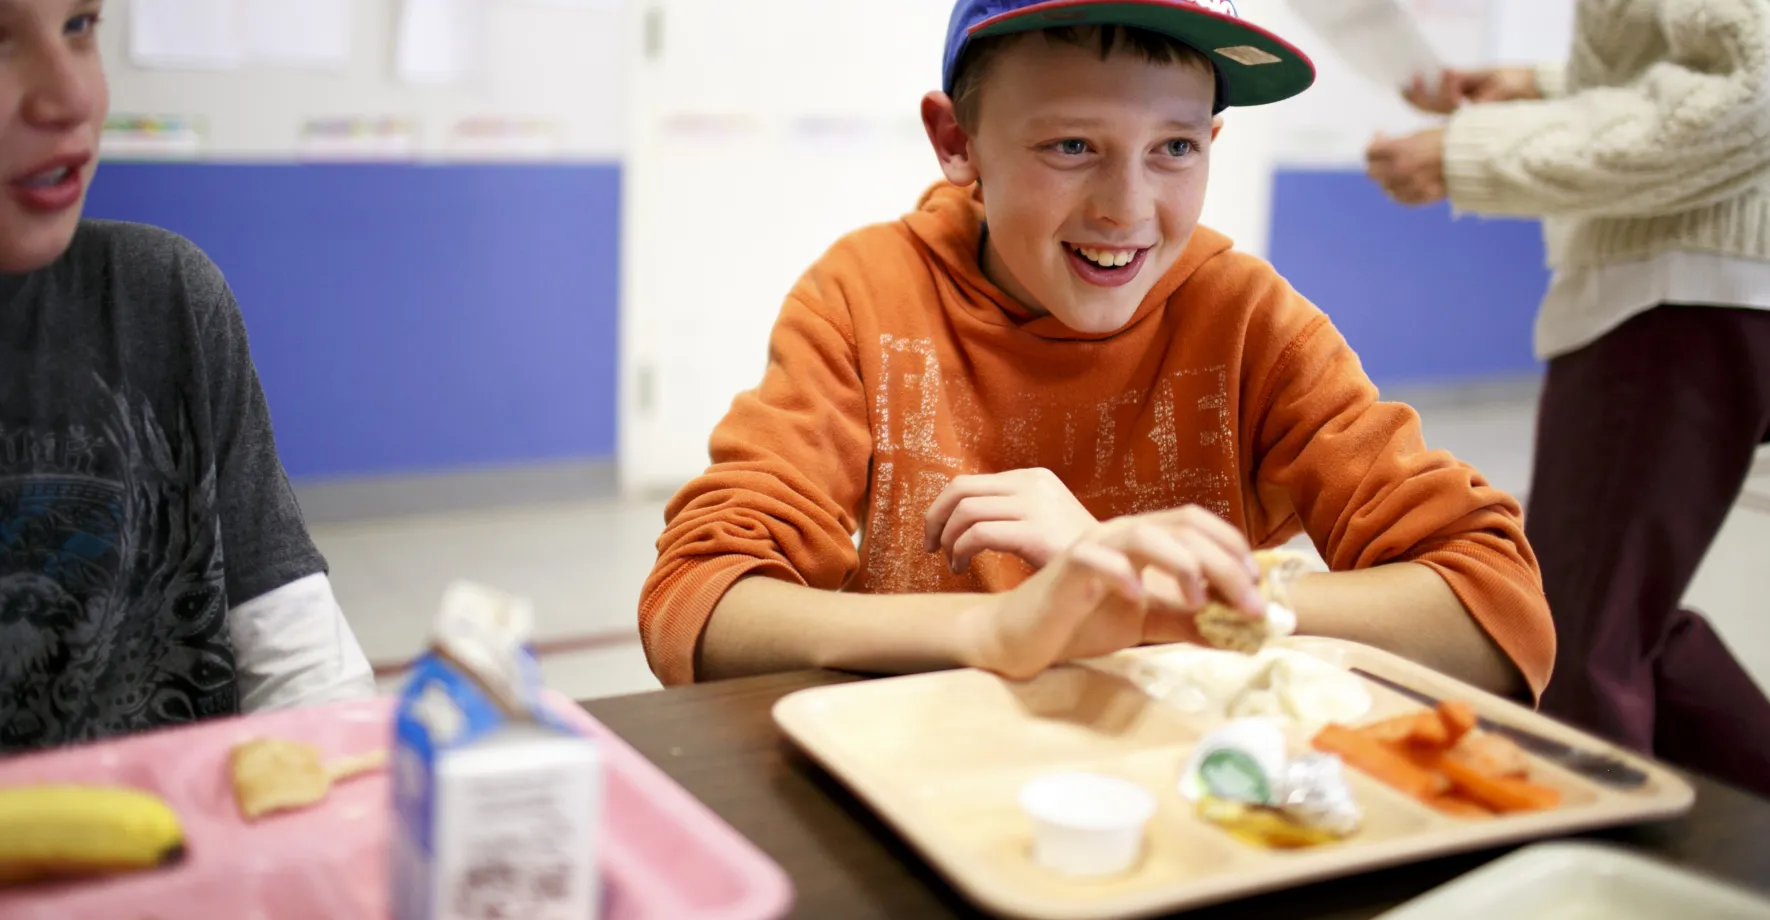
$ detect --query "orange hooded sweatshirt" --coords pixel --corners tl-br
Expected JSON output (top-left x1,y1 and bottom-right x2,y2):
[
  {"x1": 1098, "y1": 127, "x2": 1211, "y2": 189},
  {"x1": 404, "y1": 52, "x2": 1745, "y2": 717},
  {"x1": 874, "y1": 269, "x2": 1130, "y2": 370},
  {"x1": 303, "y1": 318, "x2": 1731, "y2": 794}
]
[{"x1": 639, "y1": 182, "x2": 1554, "y2": 694}]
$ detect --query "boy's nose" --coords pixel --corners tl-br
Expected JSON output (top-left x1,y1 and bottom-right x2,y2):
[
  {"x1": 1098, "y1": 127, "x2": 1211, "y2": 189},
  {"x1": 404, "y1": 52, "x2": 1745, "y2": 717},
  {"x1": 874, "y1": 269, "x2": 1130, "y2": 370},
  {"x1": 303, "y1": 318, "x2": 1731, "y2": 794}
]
[{"x1": 1086, "y1": 161, "x2": 1153, "y2": 230}]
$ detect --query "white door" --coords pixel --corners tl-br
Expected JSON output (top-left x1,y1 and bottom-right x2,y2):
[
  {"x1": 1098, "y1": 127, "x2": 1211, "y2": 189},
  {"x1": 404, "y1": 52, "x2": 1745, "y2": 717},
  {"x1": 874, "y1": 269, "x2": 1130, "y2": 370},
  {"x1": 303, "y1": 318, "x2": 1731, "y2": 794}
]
[{"x1": 619, "y1": 0, "x2": 954, "y2": 496}]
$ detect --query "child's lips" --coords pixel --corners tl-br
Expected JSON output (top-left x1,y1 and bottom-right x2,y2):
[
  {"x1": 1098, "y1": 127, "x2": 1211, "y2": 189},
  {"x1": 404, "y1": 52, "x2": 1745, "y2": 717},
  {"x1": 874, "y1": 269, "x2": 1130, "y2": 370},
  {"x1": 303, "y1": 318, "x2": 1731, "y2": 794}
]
[
  {"x1": 1067, "y1": 243, "x2": 1147, "y2": 268},
  {"x1": 1064, "y1": 244, "x2": 1150, "y2": 288}
]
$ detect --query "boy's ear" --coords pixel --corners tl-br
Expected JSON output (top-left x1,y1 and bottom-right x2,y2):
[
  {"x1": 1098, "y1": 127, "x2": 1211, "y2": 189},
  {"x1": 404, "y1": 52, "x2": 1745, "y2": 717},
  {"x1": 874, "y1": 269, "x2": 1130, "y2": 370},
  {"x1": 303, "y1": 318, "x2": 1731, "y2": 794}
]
[
  {"x1": 1211, "y1": 115, "x2": 1224, "y2": 141},
  {"x1": 922, "y1": 92, "x2": 980, "y2": 187}
]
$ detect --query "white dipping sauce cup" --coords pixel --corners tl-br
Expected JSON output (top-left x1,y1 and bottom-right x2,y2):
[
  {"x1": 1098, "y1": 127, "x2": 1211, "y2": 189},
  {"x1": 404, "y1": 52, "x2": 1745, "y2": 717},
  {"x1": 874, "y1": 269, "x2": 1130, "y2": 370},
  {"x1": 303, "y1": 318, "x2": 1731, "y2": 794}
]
[{"x1": 1018, "y1": 772, "x2": 1158, "y2": 878}]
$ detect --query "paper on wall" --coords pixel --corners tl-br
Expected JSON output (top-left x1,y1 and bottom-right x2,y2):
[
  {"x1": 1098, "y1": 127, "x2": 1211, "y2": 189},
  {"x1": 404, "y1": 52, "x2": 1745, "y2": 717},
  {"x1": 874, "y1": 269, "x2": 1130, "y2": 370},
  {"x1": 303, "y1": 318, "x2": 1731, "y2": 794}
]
[
  {"x1": 242, "y1": 0, "x2": 351, "y2": 70},
  {"x1": 1284, "y1": 0, "x2": 1445, "y2": 93},
  {"x1": 396, "y1": 0, "x2": 488, "y2": 87},
  {"x1": 500, "y1": 0, "x2": 620, "y2": 8},
  {"x1": 128, "y1": 0, "x2": 245, "y2": 70}
]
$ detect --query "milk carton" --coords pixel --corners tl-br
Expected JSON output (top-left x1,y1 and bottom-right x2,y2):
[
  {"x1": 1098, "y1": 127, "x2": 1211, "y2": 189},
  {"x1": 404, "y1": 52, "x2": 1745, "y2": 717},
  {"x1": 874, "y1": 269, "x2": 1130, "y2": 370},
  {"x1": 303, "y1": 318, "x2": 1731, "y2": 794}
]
[{"x1": 390, "y1": 582, "x2": 602, "y2": 920}]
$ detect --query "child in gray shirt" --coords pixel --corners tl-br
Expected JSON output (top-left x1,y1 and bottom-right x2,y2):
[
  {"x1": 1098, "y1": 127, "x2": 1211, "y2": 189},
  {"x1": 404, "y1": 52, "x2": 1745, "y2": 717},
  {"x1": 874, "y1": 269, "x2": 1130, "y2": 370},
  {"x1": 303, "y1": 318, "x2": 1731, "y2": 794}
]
[{"x1": 0, "y1": 0, "x2": 373, "y2": 753}]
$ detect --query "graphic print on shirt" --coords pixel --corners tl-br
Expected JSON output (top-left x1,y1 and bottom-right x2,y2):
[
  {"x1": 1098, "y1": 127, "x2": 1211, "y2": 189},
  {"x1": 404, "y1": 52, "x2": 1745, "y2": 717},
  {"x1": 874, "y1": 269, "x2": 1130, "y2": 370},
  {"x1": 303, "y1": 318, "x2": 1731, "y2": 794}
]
[
  {"x1": 863, "y1": 335, "x2": 1235, "y2": 593},
  {"x1": 0, "y1": 376, "x2": 231, "y2": 751}
]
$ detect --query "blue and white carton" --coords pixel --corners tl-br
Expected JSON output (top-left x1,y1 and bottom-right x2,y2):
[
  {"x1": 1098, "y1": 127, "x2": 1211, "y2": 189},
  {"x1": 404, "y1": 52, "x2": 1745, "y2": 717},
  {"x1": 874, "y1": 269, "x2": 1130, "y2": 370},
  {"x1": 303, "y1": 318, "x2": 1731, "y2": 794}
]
[{"x1": 390, "y1": 582, "x2": 603, "y2": 920}]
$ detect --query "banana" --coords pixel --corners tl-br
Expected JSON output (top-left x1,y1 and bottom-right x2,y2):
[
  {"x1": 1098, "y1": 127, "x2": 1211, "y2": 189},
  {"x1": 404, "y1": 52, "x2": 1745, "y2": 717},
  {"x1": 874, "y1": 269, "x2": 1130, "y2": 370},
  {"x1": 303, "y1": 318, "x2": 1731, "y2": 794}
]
[{"x1": 0, "y1": 785, "x2": 185, "y2": 885}]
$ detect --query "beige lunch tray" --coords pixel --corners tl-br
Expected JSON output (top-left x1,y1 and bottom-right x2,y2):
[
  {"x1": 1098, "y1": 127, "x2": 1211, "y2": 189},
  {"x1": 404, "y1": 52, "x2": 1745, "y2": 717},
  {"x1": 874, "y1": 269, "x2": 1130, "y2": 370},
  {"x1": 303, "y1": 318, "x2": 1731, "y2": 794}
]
[{"x1": 771, "y1": 637, "x2": 1696, "y2": 920}]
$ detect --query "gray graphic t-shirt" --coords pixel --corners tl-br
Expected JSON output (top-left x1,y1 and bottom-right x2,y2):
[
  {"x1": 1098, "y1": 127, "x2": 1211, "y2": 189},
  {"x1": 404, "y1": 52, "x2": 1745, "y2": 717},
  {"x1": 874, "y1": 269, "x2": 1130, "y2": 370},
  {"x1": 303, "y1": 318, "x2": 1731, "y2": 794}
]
[{"x1": 0, "y1": 220, "x2": 325, "y2": 754}]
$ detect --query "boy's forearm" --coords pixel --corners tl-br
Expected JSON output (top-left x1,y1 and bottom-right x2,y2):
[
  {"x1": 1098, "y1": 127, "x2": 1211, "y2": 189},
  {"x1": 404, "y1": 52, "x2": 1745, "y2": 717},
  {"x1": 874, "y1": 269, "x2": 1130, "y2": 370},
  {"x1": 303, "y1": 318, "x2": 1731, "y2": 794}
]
[
  {"x1": 1289, "y1": 563, "x2": 1526, "y2": 699},
  {"x1": 698, "y1": 565, "x2": 1527, "y2": 696},
  {"x1": 695, "y1": 576, "x2": 994, "y2": 682}
]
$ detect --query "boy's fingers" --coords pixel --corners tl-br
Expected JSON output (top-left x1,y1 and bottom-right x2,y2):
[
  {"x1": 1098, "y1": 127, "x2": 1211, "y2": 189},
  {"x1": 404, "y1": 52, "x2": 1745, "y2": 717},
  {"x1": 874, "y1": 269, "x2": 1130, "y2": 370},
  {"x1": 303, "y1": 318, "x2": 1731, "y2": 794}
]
[
  {"x1": 1064, "y1": 541, "x2": 1144, "y2": 603},
  {"x1": 1140, "y1": 567, "x2": 1191, "y2": 611},
  {"x1": 1176, "y1": 530, "x2": 1263, "y2": 617},
  {"x1": 1141, "y1": 587, "x2": 1208, "y2": 643},
  {"x1": 939, "y1": 495, "x2": 1022, "y2": 561},
  {"x1": 923, "y1": 474, "x2": 1015, "y2": 551},
  {"x1": 1155, "y1": 505, "x2": 1253, "y2": 558},
  {"x1": 1117, "y1": 523, "x2": 1209, "y2": 608},
  {"x1": 1136, "y1": 527, "x2": 1209, "y2": 608},
  {"x1": 949, "y1": 519, "x2": 1049, "y2": 573}
]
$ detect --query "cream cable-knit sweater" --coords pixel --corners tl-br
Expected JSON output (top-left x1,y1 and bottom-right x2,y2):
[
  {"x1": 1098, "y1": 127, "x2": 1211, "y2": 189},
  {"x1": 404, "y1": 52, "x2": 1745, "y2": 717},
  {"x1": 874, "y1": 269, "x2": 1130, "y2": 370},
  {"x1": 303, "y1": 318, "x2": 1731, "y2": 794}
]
[{"x1": 1443, "y1": 0, "x2": 1770, "y2": 271}]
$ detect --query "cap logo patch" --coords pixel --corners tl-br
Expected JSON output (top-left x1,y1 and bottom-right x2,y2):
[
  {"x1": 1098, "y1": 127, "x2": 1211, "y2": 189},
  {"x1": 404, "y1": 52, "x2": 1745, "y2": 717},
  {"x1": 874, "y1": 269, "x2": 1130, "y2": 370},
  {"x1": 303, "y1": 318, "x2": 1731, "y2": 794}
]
[
  {"x1": 1181, "y1": 0, "x2": 1239, "y2": 17},
  {"x1": 1215, "y1": 45, "x2": 1280, "y2": 66}
]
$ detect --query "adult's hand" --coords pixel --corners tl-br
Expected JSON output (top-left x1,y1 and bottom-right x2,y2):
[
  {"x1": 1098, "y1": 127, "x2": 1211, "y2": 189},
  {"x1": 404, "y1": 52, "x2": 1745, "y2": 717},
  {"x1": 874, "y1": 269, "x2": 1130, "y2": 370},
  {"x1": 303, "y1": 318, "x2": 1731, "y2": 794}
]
[{"x1": 1403, "y1": 67, "x2": 1541, "y2": 114}]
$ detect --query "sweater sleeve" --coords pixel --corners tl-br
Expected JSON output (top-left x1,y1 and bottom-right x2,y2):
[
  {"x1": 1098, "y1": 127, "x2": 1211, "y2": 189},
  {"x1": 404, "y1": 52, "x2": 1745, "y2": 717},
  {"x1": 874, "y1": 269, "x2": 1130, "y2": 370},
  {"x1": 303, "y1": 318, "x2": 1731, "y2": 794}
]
[
  {"x1": 1246, "y1": 291, "x2": 1555, "y2": 698},
  {"x1": 1533, "y1": 60, "x2": 1570, "y2": 99},
  {"x1": 1444, "y1": 0, "x2": 1770, "y2": 220},
  {"x1": 637, "y1": 276, "x2": 875, "y2": 686}
]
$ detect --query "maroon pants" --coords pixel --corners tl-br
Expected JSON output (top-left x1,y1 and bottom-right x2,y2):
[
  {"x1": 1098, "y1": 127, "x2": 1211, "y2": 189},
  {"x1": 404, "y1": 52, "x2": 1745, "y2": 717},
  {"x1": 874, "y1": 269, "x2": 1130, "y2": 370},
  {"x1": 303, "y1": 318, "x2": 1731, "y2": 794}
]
[{"x1": 1529, "y1": 305, "x2": 1770, "y2": 798}]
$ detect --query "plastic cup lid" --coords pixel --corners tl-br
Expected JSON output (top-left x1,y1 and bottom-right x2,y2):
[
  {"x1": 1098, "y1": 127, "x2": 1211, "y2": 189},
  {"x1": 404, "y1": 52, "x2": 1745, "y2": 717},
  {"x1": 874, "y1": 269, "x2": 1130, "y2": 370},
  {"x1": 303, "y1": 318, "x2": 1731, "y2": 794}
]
[{"x1": 1019, "y1": 772, "x2": 1158, "y2": 831}]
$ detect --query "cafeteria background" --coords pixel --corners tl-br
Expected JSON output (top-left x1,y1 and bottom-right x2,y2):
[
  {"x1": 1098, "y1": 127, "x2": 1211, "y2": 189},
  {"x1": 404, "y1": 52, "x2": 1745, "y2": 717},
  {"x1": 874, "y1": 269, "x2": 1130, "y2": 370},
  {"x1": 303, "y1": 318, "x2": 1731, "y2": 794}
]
[{"x1": 85, "y1": 0, "x2": 1770, "y2": 704}]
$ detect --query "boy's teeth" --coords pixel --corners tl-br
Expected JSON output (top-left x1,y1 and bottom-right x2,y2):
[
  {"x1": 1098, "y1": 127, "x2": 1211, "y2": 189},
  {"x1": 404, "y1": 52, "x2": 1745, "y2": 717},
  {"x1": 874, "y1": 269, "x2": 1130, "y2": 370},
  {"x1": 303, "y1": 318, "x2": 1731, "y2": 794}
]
[
  {"x1": 1077, "y1": 246, "x2": 1135, "y2": 268},
  {"x1": 23, "y1": 168, "x2": 69, "y2": 188}
]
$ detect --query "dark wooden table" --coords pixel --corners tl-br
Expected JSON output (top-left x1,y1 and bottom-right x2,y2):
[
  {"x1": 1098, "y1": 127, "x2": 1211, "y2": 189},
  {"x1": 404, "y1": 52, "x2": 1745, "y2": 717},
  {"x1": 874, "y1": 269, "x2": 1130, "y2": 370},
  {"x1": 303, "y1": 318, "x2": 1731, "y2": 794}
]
[{"x1": 581, "y1": 671, "x2": 1770, "y2": 919}]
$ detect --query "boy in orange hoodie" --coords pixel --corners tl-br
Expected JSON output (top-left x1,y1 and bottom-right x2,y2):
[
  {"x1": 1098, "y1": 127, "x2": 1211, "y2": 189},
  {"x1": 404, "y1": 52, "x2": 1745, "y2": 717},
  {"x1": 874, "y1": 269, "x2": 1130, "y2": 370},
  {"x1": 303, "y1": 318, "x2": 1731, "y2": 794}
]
[{"x1": 639, "y1": 0, "x2": 1553, "y2": 700}]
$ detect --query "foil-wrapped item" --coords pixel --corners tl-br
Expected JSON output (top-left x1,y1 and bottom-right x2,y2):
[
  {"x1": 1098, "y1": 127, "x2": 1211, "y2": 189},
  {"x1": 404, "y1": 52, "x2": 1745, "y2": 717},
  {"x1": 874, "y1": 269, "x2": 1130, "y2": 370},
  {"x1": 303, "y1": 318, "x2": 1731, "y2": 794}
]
[{"x1": 1277, "y1": 753, "x2": 1364, "y2": 837}]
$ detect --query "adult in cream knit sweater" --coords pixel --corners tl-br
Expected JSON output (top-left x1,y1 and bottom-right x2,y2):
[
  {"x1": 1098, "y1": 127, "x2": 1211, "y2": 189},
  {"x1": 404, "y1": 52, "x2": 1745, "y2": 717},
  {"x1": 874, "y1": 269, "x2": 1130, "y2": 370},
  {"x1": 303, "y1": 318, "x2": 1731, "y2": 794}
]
[{"x1": 1365, "y1": 0, "x2": 1770, "y2": 797}]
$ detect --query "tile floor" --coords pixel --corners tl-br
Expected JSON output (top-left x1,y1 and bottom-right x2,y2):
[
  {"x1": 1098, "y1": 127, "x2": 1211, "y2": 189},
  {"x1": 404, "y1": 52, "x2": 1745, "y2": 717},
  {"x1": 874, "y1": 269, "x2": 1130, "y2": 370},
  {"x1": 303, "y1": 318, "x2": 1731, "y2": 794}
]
[{"x1": 314, "y1": 381, "x2": 1770, "y2": 702}]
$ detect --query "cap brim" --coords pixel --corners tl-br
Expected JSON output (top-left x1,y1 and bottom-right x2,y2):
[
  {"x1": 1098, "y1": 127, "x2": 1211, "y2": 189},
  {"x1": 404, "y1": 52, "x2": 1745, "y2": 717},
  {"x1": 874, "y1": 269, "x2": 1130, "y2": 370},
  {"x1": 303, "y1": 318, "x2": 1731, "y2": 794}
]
[{"x1": 969, "y1": 0, "x2": 1314, "y2": 108}]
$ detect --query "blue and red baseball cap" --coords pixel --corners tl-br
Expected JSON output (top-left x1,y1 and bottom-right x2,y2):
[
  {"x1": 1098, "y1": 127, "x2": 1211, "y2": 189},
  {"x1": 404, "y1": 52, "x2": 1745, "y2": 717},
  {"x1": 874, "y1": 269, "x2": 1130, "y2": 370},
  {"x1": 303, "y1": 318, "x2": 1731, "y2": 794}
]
[{"x1": 942, "y1": 0, "x2": 1316, "y2": 112}]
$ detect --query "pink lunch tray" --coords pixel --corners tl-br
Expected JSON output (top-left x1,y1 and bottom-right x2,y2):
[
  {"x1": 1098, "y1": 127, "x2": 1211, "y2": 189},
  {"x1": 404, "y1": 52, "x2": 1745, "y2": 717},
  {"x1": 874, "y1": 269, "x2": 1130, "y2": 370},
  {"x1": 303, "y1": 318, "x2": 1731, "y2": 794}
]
[{"x1": 0, "y1": 692, "x2": 795, "y2": 920}]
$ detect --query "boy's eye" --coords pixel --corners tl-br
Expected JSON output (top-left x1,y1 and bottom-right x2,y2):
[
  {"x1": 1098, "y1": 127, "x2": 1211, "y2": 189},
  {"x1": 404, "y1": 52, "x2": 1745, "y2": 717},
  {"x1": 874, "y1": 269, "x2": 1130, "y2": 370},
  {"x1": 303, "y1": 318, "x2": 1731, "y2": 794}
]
[
  {"x1": 1165, "y1": 139, "x2": 1195, "y2": 157},
  {"x1": 66, "y1": 13, "x2": 101, "y2": 37},
  {"x1": 1053, "y1": 139, "x2": 1089, "y2": 156}
]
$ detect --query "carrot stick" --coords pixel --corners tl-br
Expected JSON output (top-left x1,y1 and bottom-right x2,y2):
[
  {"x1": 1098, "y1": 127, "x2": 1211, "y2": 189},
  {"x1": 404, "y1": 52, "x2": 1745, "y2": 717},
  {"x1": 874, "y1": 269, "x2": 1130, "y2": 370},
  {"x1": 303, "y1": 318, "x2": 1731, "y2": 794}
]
[
  {"x1": 1434, "y1": 754, "x2": 1562, "y2": 813},
  {"x1": 1437, "y1": 700, "x2": 1478, "y2": 746},
  {"x1": 1392, "y1": 740, "x2": 1445, "y2": 774},
  {"x1": 1449, "y1": 732, "x2": 1530, "y2": 779},
  {"x1": 1358, "y1": 711, "x2": 1450, "y2": 749},
  {"x1": 1313, "y1": 724, "x2": 1451, "y2": 800},
  {"x1": 1408, "y1": 711, "x2": 1451, "y2": 748},
  {"x1": 1357, "y1": 713, "x2": 1421, "y2": 746},
  {"x1": 1426, "y1": 793, "x2": 1494, "y2": 819}
]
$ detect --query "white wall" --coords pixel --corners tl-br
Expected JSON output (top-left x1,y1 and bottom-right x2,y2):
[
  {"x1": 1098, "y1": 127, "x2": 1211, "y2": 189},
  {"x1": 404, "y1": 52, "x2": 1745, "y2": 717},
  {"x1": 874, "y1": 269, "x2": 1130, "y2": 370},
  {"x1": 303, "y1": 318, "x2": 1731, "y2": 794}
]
[{"x1": 101, "y1": 0, "x2": 628, "y2": 158}]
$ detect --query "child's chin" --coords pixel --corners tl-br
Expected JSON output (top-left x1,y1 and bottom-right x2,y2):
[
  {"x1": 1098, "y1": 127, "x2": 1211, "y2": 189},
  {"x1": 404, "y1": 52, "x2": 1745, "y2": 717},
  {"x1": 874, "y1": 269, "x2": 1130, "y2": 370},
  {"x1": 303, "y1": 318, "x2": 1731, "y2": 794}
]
[
  {"x1": 1053, "y1": 300, "x2": 1141, "y2": 335},
  {"x1": 0, "y1": 213, "x2": 80, "y2": 273}
]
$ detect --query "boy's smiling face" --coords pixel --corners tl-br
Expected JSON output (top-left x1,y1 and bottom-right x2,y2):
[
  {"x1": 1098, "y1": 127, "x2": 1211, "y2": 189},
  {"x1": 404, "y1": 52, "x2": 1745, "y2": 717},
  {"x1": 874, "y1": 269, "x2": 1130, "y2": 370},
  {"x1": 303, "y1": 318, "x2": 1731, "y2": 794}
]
[{"x1": 925, "y1": 31, "x2": 1220, "y2": 334}]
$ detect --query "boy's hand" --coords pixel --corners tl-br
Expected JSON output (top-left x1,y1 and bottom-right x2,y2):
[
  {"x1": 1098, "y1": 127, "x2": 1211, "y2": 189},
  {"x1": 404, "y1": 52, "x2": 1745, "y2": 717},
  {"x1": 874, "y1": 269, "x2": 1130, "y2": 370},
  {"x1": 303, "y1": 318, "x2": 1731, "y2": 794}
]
[
  {"x1": 1403, "y1": 68, "x2": 1540, "y2": 114},
  {"x1": 923, "y1": 468, "x2": 1098, "y2": 573},
  {"x1": 961, "y1": 507, "x2": 1265, "y2": 681},
  {"x1": 1366, "y1": 128, "x2": 1447, "y2": 206}
]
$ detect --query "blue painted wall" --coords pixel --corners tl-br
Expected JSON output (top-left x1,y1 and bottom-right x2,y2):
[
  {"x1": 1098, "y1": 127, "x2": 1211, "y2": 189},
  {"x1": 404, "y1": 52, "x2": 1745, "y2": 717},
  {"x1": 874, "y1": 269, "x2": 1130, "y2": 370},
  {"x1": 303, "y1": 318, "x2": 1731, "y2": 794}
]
[
  {"x1": 1268, "y1": 169, "x2": 1549, "y2": 384},
  {"x1": 83, "y1": 162, "x2": 621, "y2": 482},
  {"x1": 79, "y1": 163, "x2": 1545, "y2": 482}
]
